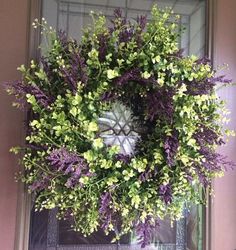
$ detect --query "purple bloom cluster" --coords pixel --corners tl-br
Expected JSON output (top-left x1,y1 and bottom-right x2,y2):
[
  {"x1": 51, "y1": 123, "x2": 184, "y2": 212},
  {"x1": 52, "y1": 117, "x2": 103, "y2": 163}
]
[
  {"x1": 30, "y1": 84, "x2": 54, "y2": 108},
  {"x1": 101, "y1": 90, "x2": 117, "y2": 102},
  {"x1": 146, "y1": 87, "x2": 174, "y2": 122},
  {"x1": 113, "y1": 68, "x2": 155, "y2": 86},
  {"x1": 98, "y1": 34, "x2": 109, "y2": 62},
  {"x1": 139, "y1": 169, "x2": 152, "y2": 182},
  {"x1": 159, "y1": 184, "x2": 173, "y2": 205},
  {"x1": 113, "y1": 8, "x2": 124, "y2": 19},
  {"x1": 199, "y1": 146, "x2": 234, "y2": 172},
  {"x1": 4, "y1": 80, "x2": 27, "y2": 108},
  {"x1": 113, "y1": 68, "x2": 139, "y2": 86},
  {"x1": 5, "y1": 80, "x2": 53, "y2": 109},
  {"x1": 58, "y1": 30, "x2": 68, "y2": 49},
  {"x1": 115, "y1": 153, "x2": 131, "y2": 164},
  {"x1": 29, "y1": 174, "x2": 50, "y2": 192},
  {"x1": 194, "y1": 167, "x2": 209, "y2": 187},
  {"x1": 99, "y1": 191, "x2": 115, "y2": 231},
  {"x1": 139, "y1": 166, "x2": 158, "y2": 182},
  {"x1": 135, "y1": 15, "x2": 147, "y2": 47},
  {"x1": 110, "y1": 9, "x2": 147, "y2": 47},
  {"x1": 186, "y1": 74, "x2": 232, "y2": 96},
  {"x1": 136, "y1": 15, "x2": 147, "y2": 31},
  {"x1": 119, "y1": 23, "x2": 134, "y2": 44},
  {"x1": 196, "y1": 56, "x2": 211, "y2": 65},
  {"x1": 47, "y1": 147, "x2": 91, "y2": 188},
  {"x1": 60, "y1": 51, "x2": 88, "y2": 93},
  {"x1": 192, "y1": 146, "x2": 235, "y2": 187},
  {"x1": 26, "y1": 143, "x2": 48, "y2": 151},
  {"x1": 110, "y1": 8, "x2": 126, "y2": 30},
  {"x1": 194, "y1": 125, "x2": 224, "y2": 147},
  {"x1": 164, "y1": 131, "x2": 179, "y2": 166},
  {"x1": 136, "y1": 216, "x2": 158, "y2": 248},
  {"x1": 41, "y1": 57, "x2": 54, "y2": 83}
]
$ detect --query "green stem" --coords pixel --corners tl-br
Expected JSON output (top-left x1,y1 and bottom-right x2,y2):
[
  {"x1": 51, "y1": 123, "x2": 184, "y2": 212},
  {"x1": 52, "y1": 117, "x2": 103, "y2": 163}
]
[
  {"x1": 25, "y1": 157, "x2": 54, "y2": 175},
  {"x1": 42, "y1": 131, "x2": 61, "y2": 147},
  {"x1": 216, "y1": 82, "x2": 236, "y2": 91}
]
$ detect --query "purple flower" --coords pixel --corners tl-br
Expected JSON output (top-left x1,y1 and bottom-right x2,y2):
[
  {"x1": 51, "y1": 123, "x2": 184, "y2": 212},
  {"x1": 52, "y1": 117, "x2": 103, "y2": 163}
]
[
  {"x1": 66, "y1": 168, "x2": 93, "y2": 188},
  {"x1": 183, "y1": 167, "x2": 194, "y2": 183},
  {"x1": 113, "y1": 68, "x2": 156, "y2": 86},
  {"x1": 4, "y1": 80, "x2": 28, "y2": 108},
  {"x1": 99, "y1": 191, "x2": 115, "y2": 231},
  {"x1": 194, "y1": 125, "x2": 224, "y2": 147},
  {"x1": 159, "y1": 184, "x2": 172, "y2": 204},
  {"x1": 60, "y1": 50, "x2": 88, "y2": 93},
  {"x1": 58, "y1": 30, "x2": 69, "y2": 49},
  {"x1": 26, "y1": 143, "x2": 48, "y2": 151},
  {"x1": 4, "y1": 80, "x2": 54, "y2": 109},
  {"x1": 98, "y1": 34, "x2": 109, "y2": 62},
  {"x1": 29, "y1": 174, "x2": 50, "y2": 192},
  {"x1": 41, "y1": 57, "x2": 55, "y2": 83},
  {"x1": 186, "y1": 74, "x2": 232, "y2": 96},
  {"x1": 139, "y1": 169, "x2": 152, "y2": 182},
  {"x1": 199, "y1": 146, "x2": 235, "y2": 172},
  {"x1": 196, "y1": 56, "x2": 211, "y2": 65},
  {"x1": 101, "y1": 91, "x2": 117, "y2": 102},
  {"x1": 109, "y1": 8, "x2": 127, "y2": 33},
  {"x1": 192, "y1": 146, "x2": 235, "y2": 187},
  {"x1": 136, "y1": 15, "x2": 147, "y2": 31},
  {"x1": 164, "y1": 131, "x2": 179, "y2": 166},
  {"x1": 136, "y1": 216, "x2": 158, "y2": 248},
  {"x1": 47, "y1": 148, "x2": 91, "y2": 188},
  {"x1": 194, "y1": 166, "x2": 209, "y2": 187},
  {"x1": 113, "y1": 8, "x2": 123, "y2": 19},
  {"x1": 212, "y1": 74, "x2": 232, "y2": 84},
  {"x1": 113, "y1": 8, "x2": 126, "y2": 25},
  {"x1": 110, "y1": 10, "x2": 147, "y2": 46},
  {"x1": 30, "y1": 84, "x2": 54, "y2": 108},
  {"x1": 139, "y1": 166, "x2": 158, "y2": 182},
  {"x1": 135, "y1": 15, "x2": 147, "y2": 47},
  {"x1": 119, "y1": 25, "x2": 134, "y2": 43},
  {"x1": 146, "y1": 87, "x2": 174, "y2": 122},
  {"x1": 114, "y1": 68, "x2": 140, "y2": 85},
  {"x1": 115, "y1": 154, "x2": 131, "y2": 164}
]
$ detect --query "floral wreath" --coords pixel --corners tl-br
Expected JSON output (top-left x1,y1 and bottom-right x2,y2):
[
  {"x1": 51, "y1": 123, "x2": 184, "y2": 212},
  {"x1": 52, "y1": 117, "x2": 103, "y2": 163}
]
[{"x1": 6, "y1": 6, "x2": 234, "y2": 248}]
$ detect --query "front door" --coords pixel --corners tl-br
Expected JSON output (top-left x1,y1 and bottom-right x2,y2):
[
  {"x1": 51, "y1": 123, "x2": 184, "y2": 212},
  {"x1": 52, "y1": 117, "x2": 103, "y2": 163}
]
[{"x1": 29, "y1": 1, "x2": 207, "y2": 249}]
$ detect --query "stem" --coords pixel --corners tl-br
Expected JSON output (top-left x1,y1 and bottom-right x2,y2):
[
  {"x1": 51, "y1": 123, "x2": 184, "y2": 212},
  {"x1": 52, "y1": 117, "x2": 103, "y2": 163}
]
[
  {"x1": 216, "y1": 82, "x2": 236, "y2": 91},
  {"x1": 25, "y1": 157, "x2": 54, "y2": 175},
  {"x1": 42, "y1": 131, "x2": 61, "y2": 147}
]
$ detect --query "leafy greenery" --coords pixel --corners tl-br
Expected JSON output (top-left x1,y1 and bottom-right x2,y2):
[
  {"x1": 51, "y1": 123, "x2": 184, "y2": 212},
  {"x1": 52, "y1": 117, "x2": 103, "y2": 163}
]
[{"x1": 6, "y1": 6, "x2": 234, "y2": 247}]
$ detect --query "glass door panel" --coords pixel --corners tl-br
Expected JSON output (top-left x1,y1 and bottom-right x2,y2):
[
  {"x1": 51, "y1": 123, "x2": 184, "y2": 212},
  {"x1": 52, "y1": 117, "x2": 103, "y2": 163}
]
[{"x1": 29, "y1": 1, "x2": 206, "y2": 249}]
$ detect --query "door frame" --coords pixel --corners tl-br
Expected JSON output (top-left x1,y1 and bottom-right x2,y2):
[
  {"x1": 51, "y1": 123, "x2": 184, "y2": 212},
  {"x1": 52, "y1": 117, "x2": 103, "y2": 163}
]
[{"x1": 14, "y1": 0, "x2": 215, "y2": 249}]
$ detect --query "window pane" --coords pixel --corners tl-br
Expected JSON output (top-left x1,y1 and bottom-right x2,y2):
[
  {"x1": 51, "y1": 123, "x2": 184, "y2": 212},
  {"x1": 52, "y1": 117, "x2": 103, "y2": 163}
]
[
  {"x1": 42, "y1": 0, "x2": 206, "y2": 56},
  {"x1": 29, "y1": 1, "x2": 207, "y2": 249}
]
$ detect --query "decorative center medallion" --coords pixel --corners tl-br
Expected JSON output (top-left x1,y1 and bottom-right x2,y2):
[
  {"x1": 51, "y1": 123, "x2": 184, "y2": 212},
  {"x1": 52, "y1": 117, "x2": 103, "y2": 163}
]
[{"x1": 98, "y1": 102, "x2": 140, "y2": 155}]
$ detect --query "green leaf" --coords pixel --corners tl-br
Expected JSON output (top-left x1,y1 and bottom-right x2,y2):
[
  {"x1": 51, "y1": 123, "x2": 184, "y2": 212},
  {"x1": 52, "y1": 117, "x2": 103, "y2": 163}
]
[
  {"x1": 88, "y1": 121, "x2": 98, "y2": 132},
  {"x1": 70, "y1": 107, "x2": 78, "y2": 117},
  {"x1": 107, "y1": 69, "x2": 119, "y2": 79},
  {"x1": 92, "y1": 138, "x2": 104, "y2": 149}
]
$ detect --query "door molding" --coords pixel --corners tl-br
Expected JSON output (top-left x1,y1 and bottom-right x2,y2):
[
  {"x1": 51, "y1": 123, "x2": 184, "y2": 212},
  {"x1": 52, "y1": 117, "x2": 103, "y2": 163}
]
[
  {"x1": 204, "y1": 0, "x2": 216, "y2": 250},
  {"x1": 14, "y1": 1, "x2": 43, "y2": 250},
  {"x1": 14, "y1": 1, "x2": 215, "y2": 249}
]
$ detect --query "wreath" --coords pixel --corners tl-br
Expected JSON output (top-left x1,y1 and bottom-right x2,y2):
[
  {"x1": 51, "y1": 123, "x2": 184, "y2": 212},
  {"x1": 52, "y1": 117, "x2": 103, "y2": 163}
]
[{"x1": 6, "y1": 6, "x2": 234, "y2": 248}]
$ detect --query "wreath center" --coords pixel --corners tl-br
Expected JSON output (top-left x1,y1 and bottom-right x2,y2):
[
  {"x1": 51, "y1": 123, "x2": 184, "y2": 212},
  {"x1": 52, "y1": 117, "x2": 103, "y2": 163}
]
[{"x1": 98, "y1": 101, "x2": 140, "y2": 155}]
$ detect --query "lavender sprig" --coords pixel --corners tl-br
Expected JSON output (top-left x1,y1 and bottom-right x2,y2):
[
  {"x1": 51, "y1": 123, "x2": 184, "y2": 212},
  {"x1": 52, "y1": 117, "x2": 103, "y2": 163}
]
[{"x1": 47, "y1": 147, "x2": 91, "y2": 188}]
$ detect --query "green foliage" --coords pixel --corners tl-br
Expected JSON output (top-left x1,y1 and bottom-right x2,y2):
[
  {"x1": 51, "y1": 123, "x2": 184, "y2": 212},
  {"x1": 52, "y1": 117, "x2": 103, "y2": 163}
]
[{"x1": 6, "y1": 5, "x2": 235, "y2": 245}]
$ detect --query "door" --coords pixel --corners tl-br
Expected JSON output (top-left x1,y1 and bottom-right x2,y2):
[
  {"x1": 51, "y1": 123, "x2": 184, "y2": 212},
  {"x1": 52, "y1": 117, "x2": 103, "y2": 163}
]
[{"x1": 29, "y1": 0, "x2": 207, "y2": 249}]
